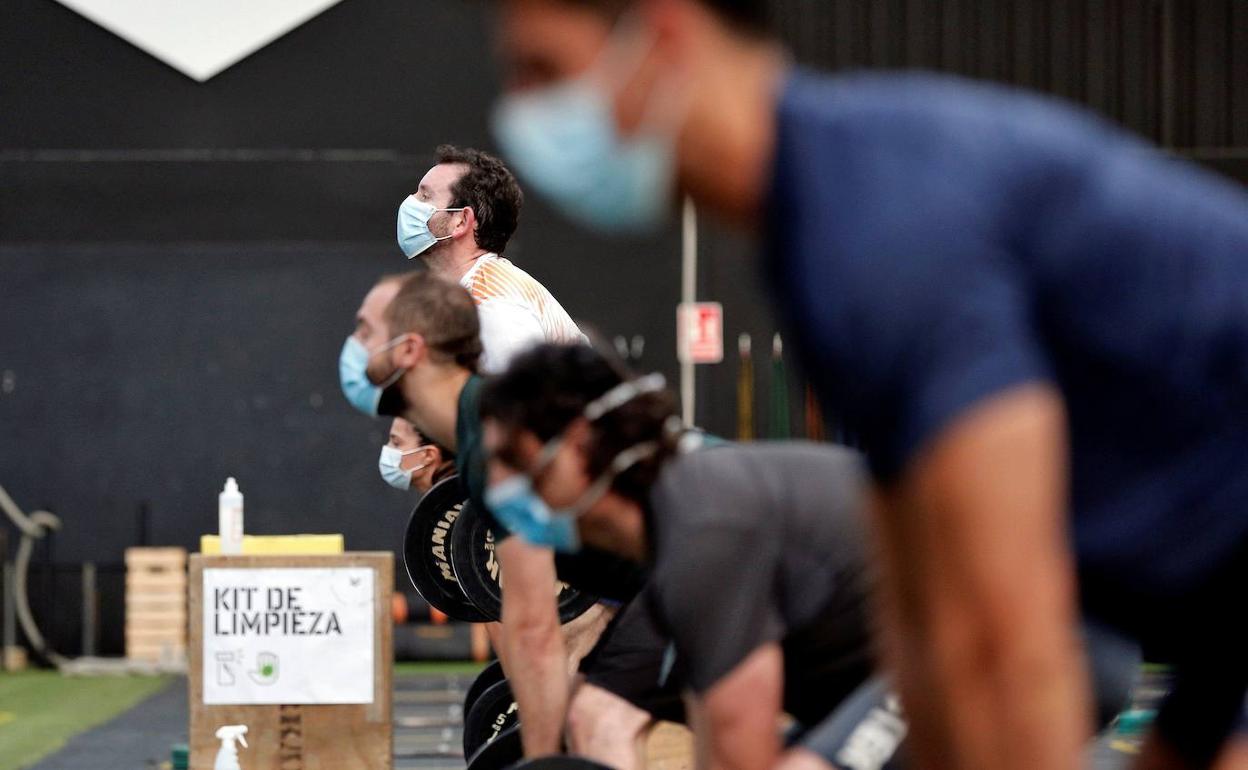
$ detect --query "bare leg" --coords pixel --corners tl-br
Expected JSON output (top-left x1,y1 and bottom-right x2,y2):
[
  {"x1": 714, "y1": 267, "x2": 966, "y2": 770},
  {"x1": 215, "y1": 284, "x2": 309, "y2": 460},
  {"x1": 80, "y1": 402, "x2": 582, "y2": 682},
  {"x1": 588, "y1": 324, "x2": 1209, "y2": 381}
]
[
  {"x1": 566, "y1": 682, "x2": 652, "y2": 770},
  {"x1": 562, "y1": 604, "x2": 616, "y2": 673}
]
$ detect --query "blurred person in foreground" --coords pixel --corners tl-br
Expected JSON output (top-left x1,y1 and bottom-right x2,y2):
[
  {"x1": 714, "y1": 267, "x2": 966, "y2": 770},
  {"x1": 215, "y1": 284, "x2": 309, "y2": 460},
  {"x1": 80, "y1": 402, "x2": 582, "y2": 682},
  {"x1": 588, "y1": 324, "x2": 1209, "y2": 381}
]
[{"x1": 479, "y1": 0, "x2": 1248, "y2": 767}]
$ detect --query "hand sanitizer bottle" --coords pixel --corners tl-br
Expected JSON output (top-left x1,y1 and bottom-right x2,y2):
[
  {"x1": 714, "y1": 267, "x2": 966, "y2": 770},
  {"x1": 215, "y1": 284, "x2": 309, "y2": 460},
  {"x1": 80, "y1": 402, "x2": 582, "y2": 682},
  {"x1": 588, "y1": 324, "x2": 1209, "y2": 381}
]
[
  {"x1": 213, "y1": 725, "x2": 248, "y2": 770},
  {"x1": 218, "y1": 478, "x2": 244, "y2": 555}
]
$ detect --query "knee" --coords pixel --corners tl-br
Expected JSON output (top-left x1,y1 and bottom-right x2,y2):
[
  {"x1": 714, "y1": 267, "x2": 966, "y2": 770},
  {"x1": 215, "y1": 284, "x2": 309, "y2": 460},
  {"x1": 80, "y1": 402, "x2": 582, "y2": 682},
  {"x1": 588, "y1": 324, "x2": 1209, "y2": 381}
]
[{"x1": 566, "y1": 685, "x2": 650, "y2": 749}]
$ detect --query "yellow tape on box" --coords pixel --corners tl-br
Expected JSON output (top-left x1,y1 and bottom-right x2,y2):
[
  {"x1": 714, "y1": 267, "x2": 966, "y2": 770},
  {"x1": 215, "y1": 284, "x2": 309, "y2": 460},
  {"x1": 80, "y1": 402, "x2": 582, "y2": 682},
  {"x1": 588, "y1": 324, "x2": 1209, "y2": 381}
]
[{"x1": 199, "y1": 534, "x2": 344, "y2": 555}]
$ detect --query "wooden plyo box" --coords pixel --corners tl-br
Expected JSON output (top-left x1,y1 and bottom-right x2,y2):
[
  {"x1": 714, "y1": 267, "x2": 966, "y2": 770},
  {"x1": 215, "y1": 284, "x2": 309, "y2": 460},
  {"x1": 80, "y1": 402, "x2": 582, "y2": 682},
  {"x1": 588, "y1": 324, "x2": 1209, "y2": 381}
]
[
  {"x1": 125, "y1": 547, "x2": 188, "y2": 663},
  {"x1": 188, "y1": 553, "x2": 394, "y2": 770},
  {"x1": 645, "y1": 721, "x2": 694, "y2": 770}
]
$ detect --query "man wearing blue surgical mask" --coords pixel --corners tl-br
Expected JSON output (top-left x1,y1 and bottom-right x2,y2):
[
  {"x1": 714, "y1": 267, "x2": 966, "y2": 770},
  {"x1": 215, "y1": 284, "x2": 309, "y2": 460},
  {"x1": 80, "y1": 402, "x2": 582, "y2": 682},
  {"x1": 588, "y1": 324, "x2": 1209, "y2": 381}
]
[
  {"x1": 483, "y1": 2, "x2": 1248, "y2": 769},
  {"x1": 396, "y1": 145, "x2": 585, "y2": 374},
  {"x1": 345, "y1": 271, "x2": 690, "y2": 768},
  {"x1": 339, "y1": 272, "x2": 408, "y2": 417}
]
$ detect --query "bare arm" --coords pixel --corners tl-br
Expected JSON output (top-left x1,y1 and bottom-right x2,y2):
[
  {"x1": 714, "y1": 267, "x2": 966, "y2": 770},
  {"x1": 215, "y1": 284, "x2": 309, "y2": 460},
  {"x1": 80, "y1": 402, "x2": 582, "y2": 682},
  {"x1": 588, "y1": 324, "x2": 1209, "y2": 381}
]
[
  {"x1": 873, "y1": 384, "x2": 1091, "y2": 770},
  {"x1": 689, "y1": 643, "x2": 784, "y2": 770},
  {"x1": 497, "y1": 534, "x2": 571, "y2": 757}
]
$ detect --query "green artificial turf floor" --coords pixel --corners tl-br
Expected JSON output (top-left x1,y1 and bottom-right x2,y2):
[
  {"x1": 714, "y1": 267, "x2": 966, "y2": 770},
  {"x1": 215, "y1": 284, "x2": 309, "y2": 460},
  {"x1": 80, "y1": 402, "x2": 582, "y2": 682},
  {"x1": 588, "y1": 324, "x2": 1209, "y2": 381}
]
[{"x1": 0, "y1": 670, "x2": 172, "y2": 770}]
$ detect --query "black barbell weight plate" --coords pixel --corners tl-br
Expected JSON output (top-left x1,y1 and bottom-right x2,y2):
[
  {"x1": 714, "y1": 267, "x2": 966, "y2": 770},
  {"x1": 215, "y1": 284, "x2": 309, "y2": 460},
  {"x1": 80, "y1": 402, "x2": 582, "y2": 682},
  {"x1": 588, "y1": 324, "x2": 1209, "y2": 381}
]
[
  {"x1": 464, "y1": 659, "x2": 507, "y2": 718},
  {"x1": 465, "y1": 722, "x2": 523, "y2": 770},
  {"x1": 448, "y1": 500, "x2": 599, "y2": 624},
  {"x1": 463, "y1": 678, "x2": 520, "y2": 759},
  {"x1": 402, "y1": 476, "x2": 492, "y2": 623}
]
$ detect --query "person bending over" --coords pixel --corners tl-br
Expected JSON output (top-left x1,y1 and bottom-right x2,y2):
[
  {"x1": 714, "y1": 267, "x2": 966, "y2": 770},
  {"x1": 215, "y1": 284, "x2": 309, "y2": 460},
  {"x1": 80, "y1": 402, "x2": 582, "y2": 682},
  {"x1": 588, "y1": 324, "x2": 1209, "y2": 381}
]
[
  {"x1": 482, "y1": 1, "x2": 1248, "y2": 766},
  {"x1": 340, "y1": 266, "x2": 651, "y2": 762},
  {"x1": 343, "y1": 271, "x2": 686, "y2": 766},
  {"x1": 480, "y1": 342, "x2": 895, "y2": 770}
]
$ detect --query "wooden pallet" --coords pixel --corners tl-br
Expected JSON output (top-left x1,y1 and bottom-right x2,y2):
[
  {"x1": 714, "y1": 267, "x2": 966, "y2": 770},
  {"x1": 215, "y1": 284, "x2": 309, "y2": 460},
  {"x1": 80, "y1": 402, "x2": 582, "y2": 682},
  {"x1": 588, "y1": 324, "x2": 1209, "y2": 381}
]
[{"x1": 125, "y1": 547, "x2": 187, "y2": 663}]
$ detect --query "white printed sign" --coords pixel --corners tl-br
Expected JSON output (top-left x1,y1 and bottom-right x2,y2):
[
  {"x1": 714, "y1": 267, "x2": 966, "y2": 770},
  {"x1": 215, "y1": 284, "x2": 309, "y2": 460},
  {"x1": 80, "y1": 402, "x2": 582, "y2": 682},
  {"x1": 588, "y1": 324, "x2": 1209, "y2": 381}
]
[
  {"x1": 677, "y1": 302, "x2": 724, "y2": 364},
  {"x1": 202, "y1": 568, "x2": 374, "y2": 705}
]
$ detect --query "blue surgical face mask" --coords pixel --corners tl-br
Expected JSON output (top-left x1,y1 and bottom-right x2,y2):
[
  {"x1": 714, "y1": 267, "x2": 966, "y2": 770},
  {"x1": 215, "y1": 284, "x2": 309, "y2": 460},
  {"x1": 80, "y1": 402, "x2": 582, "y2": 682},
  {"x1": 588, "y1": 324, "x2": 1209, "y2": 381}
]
[
  {"x1": 486, "y1": 475, "x2": 582, "y2": 552},
  {"x1": 483, "y1": 373, "x2": 668, "y2": 553},
  {"x1": 338, "y1": 335, "x2": 407, "y2": 417},
  {"x1": 378, "y1": 444, "x2": 431, "y2": 491},
  {"x1": 397, "y1": 195, "x2": 466, "y2": 258},
  {"x1": 491, "y1": 27, "x2": 683, "y2": 233}
]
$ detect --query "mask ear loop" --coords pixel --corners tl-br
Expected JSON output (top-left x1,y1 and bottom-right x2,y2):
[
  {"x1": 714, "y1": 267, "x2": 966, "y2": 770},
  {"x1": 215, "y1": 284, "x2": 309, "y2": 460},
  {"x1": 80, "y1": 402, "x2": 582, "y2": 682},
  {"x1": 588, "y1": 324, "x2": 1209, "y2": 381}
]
[
  {"x1": 431, "y1": 206, "x2": 469, "y2": 242},
  {"x1": 592, "y1": 12, "x2": 655, "y2": 93},
  {"x1": 584, "y1": 373, "x2": 667, "y2": 420},
  {"x1": 372, "y1": 334, "x2": 416, "y2": 389},
  {"x1": 591, "y1": 14, "x2": 692, "y2": 143},
  {"x1": 530, "y1": 371, "x2": 667, "y2": 476},
  {"x1": 560, "y1": 375, "x2": 668, "y2": 517},
  {"x1": 561, "y1": 440, "x2": 661, "y2": 520},
  {"x1": 404, "y1": 442, "x2": 435, "y2": 474}
]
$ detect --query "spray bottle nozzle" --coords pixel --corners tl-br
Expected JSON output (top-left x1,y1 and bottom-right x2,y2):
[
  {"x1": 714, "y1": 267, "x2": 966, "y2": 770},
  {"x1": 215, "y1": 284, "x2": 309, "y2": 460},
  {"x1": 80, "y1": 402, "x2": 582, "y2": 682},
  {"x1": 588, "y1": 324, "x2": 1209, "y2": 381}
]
[{"x1": 215, "y1": 724, "x2": 248, "y2": 749}]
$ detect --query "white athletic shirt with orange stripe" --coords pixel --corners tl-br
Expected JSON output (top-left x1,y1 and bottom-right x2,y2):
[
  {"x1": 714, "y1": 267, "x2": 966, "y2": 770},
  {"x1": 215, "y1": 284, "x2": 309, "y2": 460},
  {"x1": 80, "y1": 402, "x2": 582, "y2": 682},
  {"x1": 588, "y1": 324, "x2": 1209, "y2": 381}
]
[{"x1": 459, "y1": 253, "x2": 586, "y2": 373}]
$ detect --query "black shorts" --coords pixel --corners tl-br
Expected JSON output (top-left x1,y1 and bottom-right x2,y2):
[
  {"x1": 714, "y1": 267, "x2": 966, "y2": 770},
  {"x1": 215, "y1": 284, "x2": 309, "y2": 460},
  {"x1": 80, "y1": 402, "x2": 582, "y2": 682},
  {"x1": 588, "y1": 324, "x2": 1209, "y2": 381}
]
[
  {"x1": 578, "y1": 597, "x2": 686, "y2": 724},
  {"x1": 1083, "y1": 535, "x2": 1247, "y2": 767}
]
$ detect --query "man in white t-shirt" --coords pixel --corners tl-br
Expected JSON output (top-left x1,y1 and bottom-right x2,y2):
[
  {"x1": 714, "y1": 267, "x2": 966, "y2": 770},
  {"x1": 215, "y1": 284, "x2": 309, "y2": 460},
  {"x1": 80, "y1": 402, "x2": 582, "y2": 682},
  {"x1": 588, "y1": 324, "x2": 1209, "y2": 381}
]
[
  {"x1": 384, "y1": 149, "x2": 667, "y2": 766},
  {"x1": 395, "y1": 144, "x2": 585, "y2": 373}
]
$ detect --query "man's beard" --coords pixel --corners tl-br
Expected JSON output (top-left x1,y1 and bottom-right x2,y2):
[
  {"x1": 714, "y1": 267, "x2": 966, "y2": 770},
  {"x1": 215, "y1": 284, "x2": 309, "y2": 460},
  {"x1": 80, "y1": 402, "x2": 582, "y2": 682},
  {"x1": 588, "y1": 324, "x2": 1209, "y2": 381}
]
[{"x1": 377, "y1": 382, "x2": 407, "y2": 419}]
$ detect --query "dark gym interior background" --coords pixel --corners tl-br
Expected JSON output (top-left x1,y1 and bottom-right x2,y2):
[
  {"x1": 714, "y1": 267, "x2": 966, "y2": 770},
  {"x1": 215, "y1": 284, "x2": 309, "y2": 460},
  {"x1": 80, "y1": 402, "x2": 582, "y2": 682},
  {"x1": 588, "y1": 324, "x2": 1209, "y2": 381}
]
[{"x1": 1, "y1": 0, "x2": 1245, "y2": 656}]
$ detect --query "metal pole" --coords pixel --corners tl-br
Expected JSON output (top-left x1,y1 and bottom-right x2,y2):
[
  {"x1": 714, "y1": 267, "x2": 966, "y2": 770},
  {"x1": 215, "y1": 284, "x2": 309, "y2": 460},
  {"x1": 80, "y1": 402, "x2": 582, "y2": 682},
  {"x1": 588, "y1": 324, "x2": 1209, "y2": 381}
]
[
  {"x1": 680, "y1": 197, "x2": 698, "y2": 426},
  {"x1": 81, "y1": 561, "x2": 97, "y2": 658}
]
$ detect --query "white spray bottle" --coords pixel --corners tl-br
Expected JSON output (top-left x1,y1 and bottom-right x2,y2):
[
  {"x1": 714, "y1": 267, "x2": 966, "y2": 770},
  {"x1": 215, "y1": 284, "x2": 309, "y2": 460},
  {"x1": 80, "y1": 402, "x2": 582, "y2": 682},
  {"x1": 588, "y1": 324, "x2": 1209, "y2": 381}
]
[
  {"x1": 218, "y1": 477, "x2": 244, "y2": 555},
  {"x1": 214, "y1": 724, "x2": 248, "y2": 770}
]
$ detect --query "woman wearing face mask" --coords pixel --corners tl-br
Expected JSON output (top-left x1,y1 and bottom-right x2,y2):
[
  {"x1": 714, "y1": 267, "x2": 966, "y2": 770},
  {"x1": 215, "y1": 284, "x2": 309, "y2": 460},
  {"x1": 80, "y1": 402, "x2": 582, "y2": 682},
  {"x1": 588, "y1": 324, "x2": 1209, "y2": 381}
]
[{"x1": 380, "y1": 417, "x2": 456, "y2": 494}]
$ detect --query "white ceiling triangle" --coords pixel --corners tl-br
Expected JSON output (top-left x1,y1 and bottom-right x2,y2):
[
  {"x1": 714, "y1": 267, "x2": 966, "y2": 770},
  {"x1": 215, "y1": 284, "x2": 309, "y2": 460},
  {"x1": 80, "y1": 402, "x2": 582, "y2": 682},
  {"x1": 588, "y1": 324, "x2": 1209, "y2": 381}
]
[{"x1": 52, "y1": 0, "x2": 348, "y2": 82}]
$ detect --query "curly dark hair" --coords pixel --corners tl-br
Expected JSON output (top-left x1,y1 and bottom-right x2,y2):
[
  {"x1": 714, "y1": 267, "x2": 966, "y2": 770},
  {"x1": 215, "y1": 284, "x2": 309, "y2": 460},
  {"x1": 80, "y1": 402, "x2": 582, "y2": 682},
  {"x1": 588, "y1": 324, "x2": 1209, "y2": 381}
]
[
  {"x1": 435, "y1": 145, "x2": 523, "y2": 255},
  {"x1": 480, "y1": 343, "x2": 679, "y2": 503}
]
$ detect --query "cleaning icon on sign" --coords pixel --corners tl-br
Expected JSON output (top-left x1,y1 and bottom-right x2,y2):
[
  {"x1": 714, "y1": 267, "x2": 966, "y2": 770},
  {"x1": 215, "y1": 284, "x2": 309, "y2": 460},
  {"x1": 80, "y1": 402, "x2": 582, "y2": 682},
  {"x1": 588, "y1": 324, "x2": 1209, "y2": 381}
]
[{"x1": 248, "y1": 652, "x2": 279, "y2": 685}]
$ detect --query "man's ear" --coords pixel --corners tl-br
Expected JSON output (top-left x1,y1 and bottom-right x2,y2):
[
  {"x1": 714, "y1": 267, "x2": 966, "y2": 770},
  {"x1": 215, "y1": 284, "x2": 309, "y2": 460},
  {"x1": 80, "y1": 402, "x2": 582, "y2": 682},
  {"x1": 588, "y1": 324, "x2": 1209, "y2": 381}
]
[
  {"x1": 455, "y1": 207, "x2": 477, "y2": 241},
  {"x1": 391, "y1": 333, "x2": 426, "y2": 368}
]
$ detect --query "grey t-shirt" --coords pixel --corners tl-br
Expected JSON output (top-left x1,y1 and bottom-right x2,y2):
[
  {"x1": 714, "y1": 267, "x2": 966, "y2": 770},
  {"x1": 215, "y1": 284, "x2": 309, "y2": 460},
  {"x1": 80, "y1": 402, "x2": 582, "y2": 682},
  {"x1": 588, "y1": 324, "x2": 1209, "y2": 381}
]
[{"x1": 645, "y1": 442, "x2": 873, "y2": 712}]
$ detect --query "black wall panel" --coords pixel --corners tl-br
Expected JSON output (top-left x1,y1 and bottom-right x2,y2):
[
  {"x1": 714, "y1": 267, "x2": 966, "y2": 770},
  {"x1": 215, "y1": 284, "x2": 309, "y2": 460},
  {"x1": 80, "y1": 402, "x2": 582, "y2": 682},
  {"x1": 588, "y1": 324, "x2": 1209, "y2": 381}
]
[{"x1": 771, "y1": 0, "x2": 1246, "y2": 151}]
